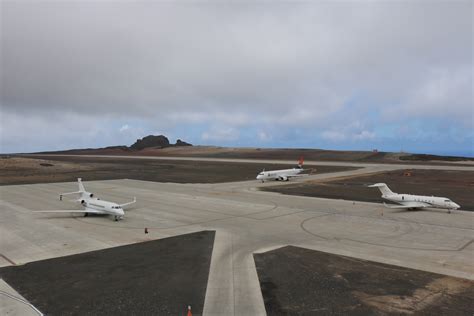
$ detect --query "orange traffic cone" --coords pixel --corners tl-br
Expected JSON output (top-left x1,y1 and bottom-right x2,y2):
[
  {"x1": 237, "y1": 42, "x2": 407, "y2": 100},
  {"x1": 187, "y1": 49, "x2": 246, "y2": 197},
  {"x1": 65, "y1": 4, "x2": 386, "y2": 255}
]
[{"x1": 187, "y1": 305, "x2": 192, "y2": 316}]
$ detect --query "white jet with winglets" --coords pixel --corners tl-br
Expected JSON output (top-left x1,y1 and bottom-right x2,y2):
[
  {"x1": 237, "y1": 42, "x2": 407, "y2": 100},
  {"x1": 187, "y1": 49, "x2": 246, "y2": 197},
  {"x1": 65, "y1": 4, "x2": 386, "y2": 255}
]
[
  {"x1": 368, "y1": 183, "x2": 460, "y2": 213},
  {"x1": 256, "y1": 157, "x2": 307, "y2": 182},
  {"x1": 34, "y1": 178, "x2": 136, "y2": 221}
]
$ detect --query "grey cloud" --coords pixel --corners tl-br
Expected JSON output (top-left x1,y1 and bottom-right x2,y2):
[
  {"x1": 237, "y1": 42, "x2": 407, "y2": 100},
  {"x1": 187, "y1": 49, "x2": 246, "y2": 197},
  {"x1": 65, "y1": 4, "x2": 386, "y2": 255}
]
[{"x1": 1, "y1": 1, "x2": 472, "y2": 152}]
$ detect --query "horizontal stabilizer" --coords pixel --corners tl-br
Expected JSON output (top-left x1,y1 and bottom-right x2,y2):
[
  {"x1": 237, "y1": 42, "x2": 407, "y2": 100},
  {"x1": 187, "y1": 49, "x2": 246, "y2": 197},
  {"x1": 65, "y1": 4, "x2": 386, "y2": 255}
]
[{"x1": 119, "y1": 197, "x2": 136, "y2": 208}]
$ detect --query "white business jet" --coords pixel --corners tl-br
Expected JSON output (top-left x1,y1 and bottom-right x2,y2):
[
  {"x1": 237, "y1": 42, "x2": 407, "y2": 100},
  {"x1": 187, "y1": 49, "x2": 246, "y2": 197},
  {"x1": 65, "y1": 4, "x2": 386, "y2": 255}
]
[
  {"x1": 34, "y1": 178, "x2": 136, "y2": 221},
  {"x1": 369, "y1": 183, "x2": 460, "y2": 213},
  {"x1": 256, "y1": 157, "x2": 307, "y2": 182}
]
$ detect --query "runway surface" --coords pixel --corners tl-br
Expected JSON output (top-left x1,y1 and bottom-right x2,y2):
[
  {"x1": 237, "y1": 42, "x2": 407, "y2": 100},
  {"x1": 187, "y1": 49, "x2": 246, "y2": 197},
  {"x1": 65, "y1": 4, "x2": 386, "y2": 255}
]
[
  {"x1": 1, "y1": 161, "x2": 473, "y2": 315},
  {"x1": 29, "y1": 153, "x2": 474, "y2": 169}
]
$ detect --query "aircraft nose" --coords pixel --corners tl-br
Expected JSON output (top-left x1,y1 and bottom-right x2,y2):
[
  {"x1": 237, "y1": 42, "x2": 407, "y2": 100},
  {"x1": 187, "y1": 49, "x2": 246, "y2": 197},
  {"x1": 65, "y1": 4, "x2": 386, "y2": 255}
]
[
  {"x1": 256, "y1": 175, "x2": 262, "y2": 180},
  {"x1": 453, "y1": 203, "x2": 460, "y2": 209}
]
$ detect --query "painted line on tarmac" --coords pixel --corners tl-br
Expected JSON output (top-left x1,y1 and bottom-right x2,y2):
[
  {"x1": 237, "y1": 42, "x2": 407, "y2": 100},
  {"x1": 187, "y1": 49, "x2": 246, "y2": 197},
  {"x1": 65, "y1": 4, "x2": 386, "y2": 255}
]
[
  {"x1": 0, "y1": 254, "x2": 16, "y2": 266},
  {"x1": 0, "y1": 289, "x2": 43, "y2": 316}
]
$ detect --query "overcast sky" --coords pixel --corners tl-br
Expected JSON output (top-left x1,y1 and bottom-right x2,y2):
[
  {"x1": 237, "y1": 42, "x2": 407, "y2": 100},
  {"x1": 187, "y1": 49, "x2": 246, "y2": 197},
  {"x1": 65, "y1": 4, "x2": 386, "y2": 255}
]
[{"x1": 1, "y1": 1, "x2": 472, "y2": 156}]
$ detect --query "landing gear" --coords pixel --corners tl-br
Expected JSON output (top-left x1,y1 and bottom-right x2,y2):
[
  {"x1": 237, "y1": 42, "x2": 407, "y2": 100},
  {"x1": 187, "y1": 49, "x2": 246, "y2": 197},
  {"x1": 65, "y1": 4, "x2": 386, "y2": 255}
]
[
  {"x1": 114, "y1": 216, "x2": 119, "y2": 221},
  {"x1": 84, "y1": 212, "x2": 89, "y2": 217}
]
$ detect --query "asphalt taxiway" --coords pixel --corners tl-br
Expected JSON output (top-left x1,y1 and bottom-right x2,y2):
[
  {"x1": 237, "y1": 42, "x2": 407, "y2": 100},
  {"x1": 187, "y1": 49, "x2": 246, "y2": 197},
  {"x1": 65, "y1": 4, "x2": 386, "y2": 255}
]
[{"x1": 1, "y1": 163, "x2": 473, "y2": 315}]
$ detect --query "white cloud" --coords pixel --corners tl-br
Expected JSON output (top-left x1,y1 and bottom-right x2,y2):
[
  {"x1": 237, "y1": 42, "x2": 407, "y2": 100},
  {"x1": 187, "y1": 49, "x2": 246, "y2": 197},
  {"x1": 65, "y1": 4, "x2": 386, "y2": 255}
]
[
  {"x1": 0, "y1": 112, "x2": 117, "y2": 153},
  {"x1": 321, "y1": 130, "x2": 346, "y2": 142},
  {"x1": 119, "y1": 124, "x2": 130, "y2": 132},
  {"x1": 321, "y1": 121, "x2": 376, "y2": 142},
  {"x1": 201, "y1": 127, "x2": 240, "y2": 142},
  {"x1": 406, "y1": 67, "x2": 472, "y2": 122},
  {"x1": 258, "y1": 131, "x2": 271, "y2": 142},
  {"x1": 353, "y1": 130, "x2": 376, "y2": 141}
]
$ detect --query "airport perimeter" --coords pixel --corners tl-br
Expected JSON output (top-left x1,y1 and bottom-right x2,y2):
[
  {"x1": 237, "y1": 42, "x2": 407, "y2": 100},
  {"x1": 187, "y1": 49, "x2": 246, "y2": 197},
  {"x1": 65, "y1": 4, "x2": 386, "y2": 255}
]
[{"x1": 1, "y1": 160, "x2": 473, "y2": 315}]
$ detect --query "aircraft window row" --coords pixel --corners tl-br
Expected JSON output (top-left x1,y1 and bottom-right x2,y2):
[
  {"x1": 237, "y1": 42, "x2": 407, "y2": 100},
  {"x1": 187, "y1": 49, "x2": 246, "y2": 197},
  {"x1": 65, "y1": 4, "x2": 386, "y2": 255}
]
[{"x1": 112, "y1": 206, "x2": 121, "y2": 209}]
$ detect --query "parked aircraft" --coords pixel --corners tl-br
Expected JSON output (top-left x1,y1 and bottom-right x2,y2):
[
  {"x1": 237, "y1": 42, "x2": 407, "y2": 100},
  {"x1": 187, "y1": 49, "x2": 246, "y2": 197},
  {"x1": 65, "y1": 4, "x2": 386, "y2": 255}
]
[
  {"x1": 34, "y1": 178, "x2": 136, "y2": 221},
  {"x1": 256, "y1": 157, "x2": 306, "y2": 182},
  {"x1": 369, "y1": 183, "x2": 460, "y2": 212}
]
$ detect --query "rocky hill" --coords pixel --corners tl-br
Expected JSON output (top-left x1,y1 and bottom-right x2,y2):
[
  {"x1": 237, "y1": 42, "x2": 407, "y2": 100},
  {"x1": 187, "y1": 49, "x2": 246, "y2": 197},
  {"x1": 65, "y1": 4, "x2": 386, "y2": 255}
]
[
  {"x1": 129, "y1": 135, "x2": 192, "y2": 150},
  {"x1": 35, "y1": 135, "x2": 192, "y2": 155},
  {"x1": 130, "y1": 135, "x2": 171, "y2": 150},
  {"x1": 175, "y1": 139, "x2": 192, "y2": 147}
]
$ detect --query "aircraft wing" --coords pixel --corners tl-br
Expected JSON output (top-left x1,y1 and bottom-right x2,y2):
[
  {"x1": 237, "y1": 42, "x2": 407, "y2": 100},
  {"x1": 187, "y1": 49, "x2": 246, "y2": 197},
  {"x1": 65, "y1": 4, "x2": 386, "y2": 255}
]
[
  {"x1": 287, "y1": 174, "x2": 307, "y2": 178},
  {"x1": 119, "y1": 197, "x2": 136, "y2": 208},
  {"x1": 33, "y1": 208, "x2": 104, "y2": 214},
  {"x1": 383, "y1": 202, "x2": 431, "y2": 209}
]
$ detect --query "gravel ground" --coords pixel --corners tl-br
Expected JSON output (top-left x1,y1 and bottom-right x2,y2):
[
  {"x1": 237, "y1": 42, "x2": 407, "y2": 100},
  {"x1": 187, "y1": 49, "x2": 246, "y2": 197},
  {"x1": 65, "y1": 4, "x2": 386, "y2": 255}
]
[
  {"x1": 0, "y1": 156, "x2": 356, "y2": 185},
  {"x1": 0, "y1": 231, "x2": 215, "y2": 316},
  {"x1": 254, "y1": 246, "x2": 474, "y2": 315}
]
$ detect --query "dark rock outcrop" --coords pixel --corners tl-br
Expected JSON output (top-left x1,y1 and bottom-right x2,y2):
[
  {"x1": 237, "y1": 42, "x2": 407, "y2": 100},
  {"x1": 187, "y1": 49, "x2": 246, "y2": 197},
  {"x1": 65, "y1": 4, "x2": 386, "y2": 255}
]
[
  {"x1": 175, "y1": 139, "x2": 192, "y2": 147},
  {"x1": 33, "y1": 135, "x2": 192, "y2": 154},
  {"x1": 130, "y1": 135, "x2": 170, "y2": 150},
  {"x1": 130, "y1": 135, "x2": 192, "y2": 151}
]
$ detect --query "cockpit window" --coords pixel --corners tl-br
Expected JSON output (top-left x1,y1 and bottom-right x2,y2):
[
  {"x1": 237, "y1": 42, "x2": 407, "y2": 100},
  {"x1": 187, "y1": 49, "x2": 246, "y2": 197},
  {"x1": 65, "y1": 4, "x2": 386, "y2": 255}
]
[{"x1": 444, "y1": 199, "x2": 451, "y2": 202}]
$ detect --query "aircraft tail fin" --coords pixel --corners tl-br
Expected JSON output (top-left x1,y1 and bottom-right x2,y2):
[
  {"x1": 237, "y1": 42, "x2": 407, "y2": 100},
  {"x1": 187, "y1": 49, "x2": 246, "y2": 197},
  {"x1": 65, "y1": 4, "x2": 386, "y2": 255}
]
[
  {"x1": 297, "y1": 156, "x2": 304, "y2": 168},
  {"x1": 78, "y1": 178, "x2": 85, "y2": 192},
  {"x1": 368, "y1": 183, "x2": 395, "y2": 196},
  {"x1": 59, "y1": 178, "x2": 87, "y2": 200}
]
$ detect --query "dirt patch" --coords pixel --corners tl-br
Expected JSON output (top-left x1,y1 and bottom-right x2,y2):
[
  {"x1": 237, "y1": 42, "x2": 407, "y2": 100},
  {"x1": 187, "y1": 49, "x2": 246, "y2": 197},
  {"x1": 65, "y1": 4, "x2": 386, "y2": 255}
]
[
  {"x1": 0, "y1": 231, "x2": 215, "y2": 316},
  {"x1": 0, "y1": 156, "x2": 356, "y2": 185},
  {"x1": 261, "y1": 169, "x2": 474, "y2": 212},
  {"x1": 254, "y1": 246, "x2": 474, "y2": 315},
  {"x1": 353, "y1": 277, "x2": 471, "y2": 314}
]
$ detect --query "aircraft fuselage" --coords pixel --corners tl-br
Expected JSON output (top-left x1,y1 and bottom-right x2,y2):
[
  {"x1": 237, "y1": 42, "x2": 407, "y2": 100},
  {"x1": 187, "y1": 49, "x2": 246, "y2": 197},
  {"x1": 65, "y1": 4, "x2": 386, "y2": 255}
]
[
  {"x1": 256, "y1": 167, "x2": 303, "y2": 182},
  {"x1": 81, "y1": 194, "x2": 125, "y2": 218},
  {"x1": 382, "y1": 193, "x2": 460, "y2": 210}
]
